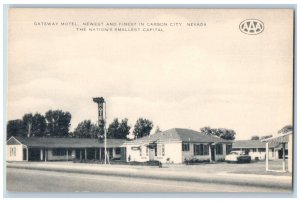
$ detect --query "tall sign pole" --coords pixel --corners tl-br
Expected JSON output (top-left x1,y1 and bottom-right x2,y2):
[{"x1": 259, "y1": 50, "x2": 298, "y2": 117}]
[{"x1": 93, "y1": 97, "x2": 107, "y2": 164}]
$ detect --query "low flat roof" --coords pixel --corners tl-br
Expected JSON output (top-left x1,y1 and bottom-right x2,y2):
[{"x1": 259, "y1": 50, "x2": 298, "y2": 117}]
[
  {"x1": 232, "y1": 140, "x2": 278, "y2": 149},
  {"x1": 7, "y1": 136, "x2": 126, "y2": 148}
]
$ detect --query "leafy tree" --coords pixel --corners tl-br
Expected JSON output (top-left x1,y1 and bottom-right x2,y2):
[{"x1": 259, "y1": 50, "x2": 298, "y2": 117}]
[
  {"x1": 31, "y1": 113, "x2": 47, "y2": 137},
  {"x1": 107, "y1": 118, "x2": 131, "y2": 139},
  {"x1": 251, "y1": 136, "x2": 260, "y2": 140},
  {"x1": 278, "y1": 125, "x2": 293, "y2": 134},
  {"x1": 118, "y1": 118, "x2": 131, "y2": 139},
  {"x1": 45, "y1": 110, "x2": 71, "y2": 137},
  {"x1": 74, "y1": 120, "x2": 100, "y2": 138},
  {"x1": 7, "y1": 119, "x2": 26, "y2": 139},
  {"x1": 107, "y1": 118, "x2": 120, "y2": 139},
  {"x1": 23, "y1": 113, "x2": 33, "y2": 137},
  {"x1": 133, "y1": 118, "x2": 153, "y2": 138},
  {"x1": 200, "y1": 126, "x2": 236, "y2": 140}
]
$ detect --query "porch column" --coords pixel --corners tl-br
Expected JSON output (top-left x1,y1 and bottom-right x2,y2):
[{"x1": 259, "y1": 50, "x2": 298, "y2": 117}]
[
  {"x1": 266, "y1": 142, "x2": 269, "y2": 171},
  {"x1": 40, "y1": 148, "x2": 43, "y2": 161},
  {"x1": 282, "y1": 143, "x2": 286, "y2": 172},
  {"x1": 79, "y1": 149, "x2": 82, "y2": 160},
  {"x1": 94, "y1": 148, "x2": 97, "y2": 160},
  {"x1": 208, "y1": 144, "x2": 212, "y2": 163},
  {"x1": 44, "y1": 149, "x2": 47, "y2": 162},
  {"x1": 66, "y1": 149, "x2": 69, "y2": 161},
  {"x1": 85, "y1": 148, "x2": 87, "y2": 160},
  {"x1": 26, "y1": 148, "x2": 29, "y2": 161},
  {"x1": 99, "y1": 148, "x2": 102, "y2": 161}
]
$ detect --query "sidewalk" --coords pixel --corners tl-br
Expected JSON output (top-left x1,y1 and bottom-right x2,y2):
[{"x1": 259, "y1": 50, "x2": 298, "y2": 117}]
[{"x1": 7, "y1": 162, "x2": 292, "y2": 190}]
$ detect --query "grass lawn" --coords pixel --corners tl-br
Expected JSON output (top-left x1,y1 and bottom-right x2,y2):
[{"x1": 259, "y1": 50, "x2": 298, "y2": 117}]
[{"x1": 173, "y1": 160, "x2": 292, "y2": 176}]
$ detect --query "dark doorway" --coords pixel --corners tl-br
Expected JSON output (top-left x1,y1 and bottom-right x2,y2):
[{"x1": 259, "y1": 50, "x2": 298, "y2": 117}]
[
  {"x1": 28, "y1": 148, "x2": 41, "y2": 161},
  {"x1": 108, "y1": 148, "x2": 113, "y2": 160},
  {"x1": 210, "y1": 145, "x2": 215, "y2": 161},
  {"x1": 75, "y1": 149, "x2": 81, "y2": 159},
  {"x1": 23, "y1": 148, "x2": 27, "y2": 160},
  {"x1": 278, "y1": 149, "x2": 288, "y2": 159}
]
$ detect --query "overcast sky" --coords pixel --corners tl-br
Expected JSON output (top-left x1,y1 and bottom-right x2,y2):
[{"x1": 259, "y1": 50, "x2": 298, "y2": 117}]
[{"x1": 7, "y1": 9, "x2": 293, "y2": 140}]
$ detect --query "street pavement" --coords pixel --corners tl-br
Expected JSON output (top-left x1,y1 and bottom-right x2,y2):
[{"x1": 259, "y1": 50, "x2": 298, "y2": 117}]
[
  {"x1": 6, "y1": 167, "x2": 291, "y2": 193},
  {"x1": 5, "y1": 161, "x2": 293, "y2": 193}
]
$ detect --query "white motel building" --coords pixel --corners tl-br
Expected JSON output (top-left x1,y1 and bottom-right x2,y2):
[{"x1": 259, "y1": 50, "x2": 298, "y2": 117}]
[{"x1": 7, "y1": 128, "x2": 232, "y2": 164}]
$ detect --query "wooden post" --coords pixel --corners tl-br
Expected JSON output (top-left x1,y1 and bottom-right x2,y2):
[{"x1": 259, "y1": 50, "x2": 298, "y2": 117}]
[
  {"x1": 266, "y1": 142, "x2": 269, "y2": 171},
  {"x1": 282, "y1": 143, "x2": 286, "y2": 172},
  {"x1": 80, "y1": 149, "x2": 82, "y2": 161},
  {"x1": 85, "y1": 148, "x2": 87, "y2": 160}
]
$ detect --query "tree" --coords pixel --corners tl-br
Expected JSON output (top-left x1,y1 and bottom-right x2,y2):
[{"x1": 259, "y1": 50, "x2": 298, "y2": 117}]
[
  {"x1": 74, "y1": 120, "x2": 100, "y2": 138},
  {"x1": 251, "y1": 136, "x2": 260, "y2": 140},
  {"x1": 23, "y1": 113, "x2": 33, "y2": 137},
  {"x1": 200, "y1": 126, "x2": 236, "y2": 140},
  {"x1": 6, "y1": 119, "x2": 26, "y2": 139},
  {"x1": 133, "y1": 118, "x2": 153, "y2": 138},
  {"x1": 278, "y1": 125, "x2": 293, "y2": 134},
  {"x1": 118, "y1": 118, "x2": 131, "y2": 139},
  {"x1": 45, "y1": 110, "x2": 71, "y2": 137},
  {"x1": 107, "y1": 118, "x2": 131, "y2": 139},
  {"x1": 31, "y1": 113, "x2": 47, "y2": 137}
]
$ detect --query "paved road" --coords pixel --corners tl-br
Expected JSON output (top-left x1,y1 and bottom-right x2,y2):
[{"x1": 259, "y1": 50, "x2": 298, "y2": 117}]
[{"x1": 6, "y1": 167, "x2": 290, "y2": 193}]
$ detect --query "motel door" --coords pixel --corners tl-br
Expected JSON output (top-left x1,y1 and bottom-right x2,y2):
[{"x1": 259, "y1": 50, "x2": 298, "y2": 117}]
[
  {"x1": 210, "y1": 145, "x2": 215, "y2": 161},
  {"x1": 149, "y1": 144, "x2": 155, "y2": 161}
]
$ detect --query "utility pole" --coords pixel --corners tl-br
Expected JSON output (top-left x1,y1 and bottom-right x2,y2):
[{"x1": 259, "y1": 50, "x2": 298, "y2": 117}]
[{"x1": 93, "y1": 97, "x2": 108, "y2": 164}]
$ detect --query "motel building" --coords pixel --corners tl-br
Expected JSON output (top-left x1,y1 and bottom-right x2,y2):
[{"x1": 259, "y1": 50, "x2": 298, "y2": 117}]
[
  {"x1": 6, "y1": 136, "x2": 126, "y2": 162},
  {"x1": 7, "y1": 128, "x2": 232, "y2": 164},
  {"x1": 232, "y1": 140, "x2": 278, "y2": 160},
  {"x1": 125, "y1": 128, "x2": 232, "y2": 164},
  {"x1": 232, "y1": 132, "x2": 292, "y2": 161}
]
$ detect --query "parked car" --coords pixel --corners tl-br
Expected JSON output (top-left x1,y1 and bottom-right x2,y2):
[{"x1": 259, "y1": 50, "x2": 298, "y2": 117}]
[{"x1": 225, "y1": 151, "x2": 251, "y2": 163}]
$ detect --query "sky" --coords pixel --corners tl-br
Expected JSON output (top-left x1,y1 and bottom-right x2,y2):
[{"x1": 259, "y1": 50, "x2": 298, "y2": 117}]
[{"x1": 7, "y1": 9, "x2": 294, "y2": 140}]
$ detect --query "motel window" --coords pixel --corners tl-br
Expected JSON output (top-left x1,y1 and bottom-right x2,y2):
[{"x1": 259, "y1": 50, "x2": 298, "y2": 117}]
[
  {"x1": 226, "y1": 144, "x2": 232, "y2": 154},
  {"x1": 182, "y1": 143, "x2": 190, "y2": 151},
  {"x1": 258, "y1": 148, "x2": 265, "y2": 152},
  {"x1": 252, "y1": 148, "x2": 257, "y2": 152},
  {"x1": 140, "y1": 146, "x2": 147, "y2": 157},
  {"x1": 194, "y1": 144, "x2": 209, "y2": 156},
  {"x1": 156, "y1": 144, "x2": 162, "y2": 156},
  {"x1": 115, "y1": 148, "x2": 121, "y2": 155},
  {"x1": 203, "y1": 145, "x2": 209, "y2": 155},
  {"x1": 194, "y1": 144, "x2": 203, "y2": 155},
  {"x1": 52, "y1": 149, "x2": 67, "y2": 156},
  {"x1": 216, "y1": 144, "x2": 223, "y2": 155},
  {"x1": 10, "y1": 147, "x2": 16, "y2": 157}
]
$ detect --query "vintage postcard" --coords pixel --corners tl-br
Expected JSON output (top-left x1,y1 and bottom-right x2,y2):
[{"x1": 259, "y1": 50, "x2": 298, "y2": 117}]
[{"x1": 6, "y1": 8, "x2": 294, "y2": 193}]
